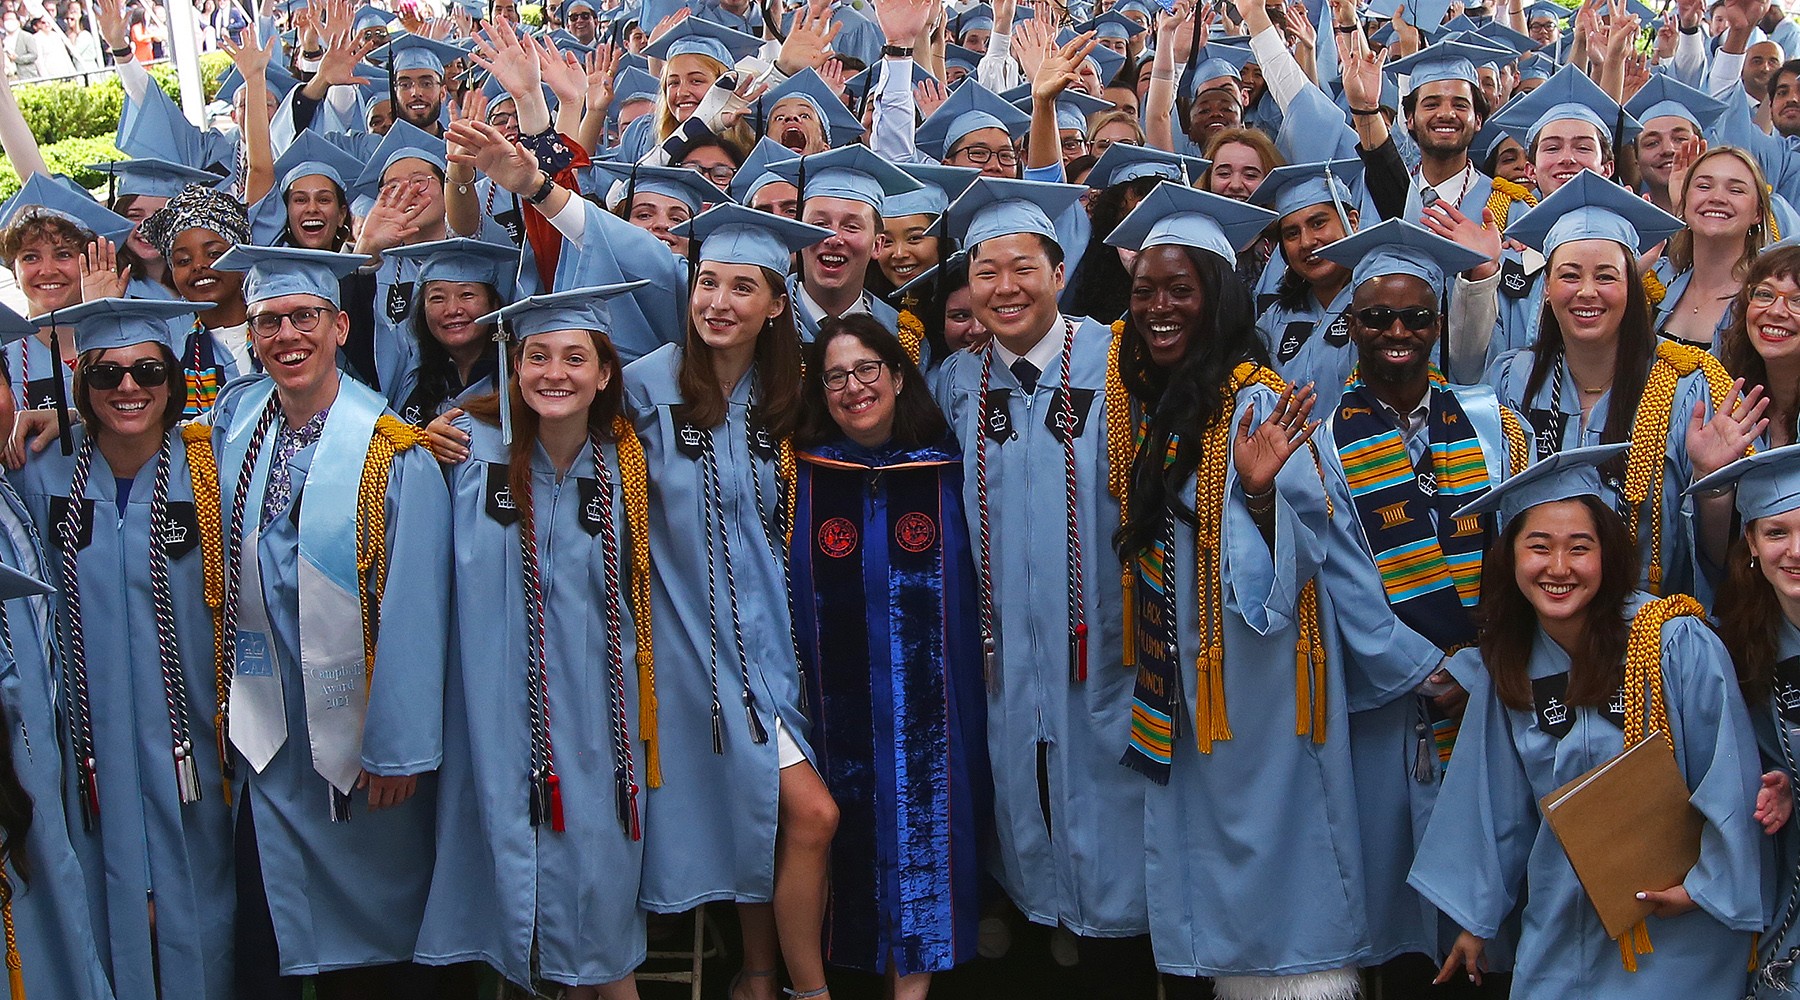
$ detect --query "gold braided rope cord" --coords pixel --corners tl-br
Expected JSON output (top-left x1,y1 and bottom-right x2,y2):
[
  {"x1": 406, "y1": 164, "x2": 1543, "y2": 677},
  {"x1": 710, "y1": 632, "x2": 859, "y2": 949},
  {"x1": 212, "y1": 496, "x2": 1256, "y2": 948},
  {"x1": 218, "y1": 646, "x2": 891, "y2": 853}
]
[
  {"x1": 1486, "y1": 177, "x2": 1538, "y2": 232},
  {"x1": 1499, "y1": 406, "x2": 1530, "y2": 477},
  {"x1": 0, "y1": 863, "x2": 19, "y2": 1000},
  {"x1": 1642, "y1": 272, "x2": 1668, "y2": 308},
  {"x1": 1622, "y1": 343, "x2": 1735, "y2": 594},
  {"x1": 896, "y1": 309, "x2": 925, "y2": 368},
  {"x1": 180, "y1": 422, "x2": 230, "y2": 804},
  {"x1": 355, "y1": 417, "x2": 425, "y2": 687},
  {"x1": 612, "y1": 413, "x2": 661, "y2": 788}
]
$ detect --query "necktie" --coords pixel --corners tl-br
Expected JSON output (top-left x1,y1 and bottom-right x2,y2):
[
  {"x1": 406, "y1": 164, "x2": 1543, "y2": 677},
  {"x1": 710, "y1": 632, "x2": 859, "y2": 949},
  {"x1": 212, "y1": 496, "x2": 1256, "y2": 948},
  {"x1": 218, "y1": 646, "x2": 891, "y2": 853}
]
[{"x1": 1011, "y1": 359, "x2": 1039, "y2": 394}]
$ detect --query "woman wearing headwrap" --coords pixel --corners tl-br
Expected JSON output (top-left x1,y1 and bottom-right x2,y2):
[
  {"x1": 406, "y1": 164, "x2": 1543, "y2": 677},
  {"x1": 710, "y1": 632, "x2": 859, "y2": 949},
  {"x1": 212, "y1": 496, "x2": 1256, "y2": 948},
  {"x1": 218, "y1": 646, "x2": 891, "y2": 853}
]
[{"x1": 138, "y1": 184, "x2": 258, "y2": 417}]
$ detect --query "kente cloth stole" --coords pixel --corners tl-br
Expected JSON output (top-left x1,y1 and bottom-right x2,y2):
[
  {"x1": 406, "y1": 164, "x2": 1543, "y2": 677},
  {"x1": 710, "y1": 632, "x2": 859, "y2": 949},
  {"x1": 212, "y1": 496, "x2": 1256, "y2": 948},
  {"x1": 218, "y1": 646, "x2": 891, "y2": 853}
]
[
  {"x1": 1332, "y1": 375, "x2": 1488, "y2": 652},
  {"x1": 181, "y1": 323, "x2": 226, "y2": 418},
  {"x1": 1123, "y1": 432, "x2": 1182, "y2": 785}
]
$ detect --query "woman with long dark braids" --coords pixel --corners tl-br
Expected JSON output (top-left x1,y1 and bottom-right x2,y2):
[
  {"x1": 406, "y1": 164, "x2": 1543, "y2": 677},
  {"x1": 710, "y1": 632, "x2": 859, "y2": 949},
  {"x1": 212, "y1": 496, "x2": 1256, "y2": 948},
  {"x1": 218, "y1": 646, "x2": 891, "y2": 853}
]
[
  {"x1": 1063, "y1": 145, "x2": 1203, "y2": 325},
  {"x1": 1105, "y1": 183, "x2": 1375, "y2": 1000},
  {"x1": 10, "y1": 298, "x2": 234, "y2": 1000}
]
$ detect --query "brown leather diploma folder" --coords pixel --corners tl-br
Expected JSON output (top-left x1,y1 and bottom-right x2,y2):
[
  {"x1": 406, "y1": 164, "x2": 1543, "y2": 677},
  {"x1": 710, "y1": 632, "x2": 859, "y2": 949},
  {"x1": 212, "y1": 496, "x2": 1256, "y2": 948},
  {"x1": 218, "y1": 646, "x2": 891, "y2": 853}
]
[{"x1": 1540, "y1": 731, "x2": 1704, "y2": 940}]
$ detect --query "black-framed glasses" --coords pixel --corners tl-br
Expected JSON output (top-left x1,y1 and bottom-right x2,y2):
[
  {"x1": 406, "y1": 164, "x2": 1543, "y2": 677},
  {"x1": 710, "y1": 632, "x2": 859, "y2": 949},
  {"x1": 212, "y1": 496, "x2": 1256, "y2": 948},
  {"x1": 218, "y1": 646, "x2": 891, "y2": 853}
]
[
  {"x1": 1355, "y1": 306, "x2": 1438, "y2": 332},
  {"x1": 1749, "y1": 285, "x2": 1800, "y2": 311},
  {"x1": 949, "y1": 145, "x2": 1019, "y2": 167},
  {"x1": 85, "y1": 359, "x2": 170, "y2": 390},
  {"x1": 821, "y1": 360, "x2": 887, "y2": 392},
  {"x1": 683, "y1": 162, "x2": 735, "y2": 185},
  {"x1": 248, "y1": 306, "x2": 335, "y2": 338}
]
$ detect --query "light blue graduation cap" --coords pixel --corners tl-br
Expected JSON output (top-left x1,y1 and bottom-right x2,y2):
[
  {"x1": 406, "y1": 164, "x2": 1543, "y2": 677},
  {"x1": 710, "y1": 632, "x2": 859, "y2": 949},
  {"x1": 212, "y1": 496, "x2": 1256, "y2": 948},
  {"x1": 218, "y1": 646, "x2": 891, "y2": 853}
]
[
  {"x1": 546, "y1": 28, "x2": 596, "y2": 57},
  {"x1": 1316, "y1": 218, "x2": 1489, "y2": 297},
  {"x1": 350, "y1": 5, "x2": 397, "y2": 34},
  {"x1": 945, "y1": 42, "x2": 982, "y2": 73},
  {"x1": 1522, "y1": 1, "x2": 1567, "y2": 24},
  {"x1": 1385, "y1": 38, "x2": 1505, "y2": 91},
  {"x1": 953, "y1": 3, "x2": 995, "y2": 36},
  {"x1": 1331, "y1": 74, "x2": 1402, "y2": 115},
  {"x1": 480, "y1": 280, "x2": 646, "y2": 339},
  {"x1": 765, "y1": 145, "x2": 921, "y2": 213},
  {"x1": 589, "y1": 161, "x2": 731, "y2": 212},
  {"x1": 480, "y1": 73, "x2": 560, "y2": 114},
  {"x1": 675, "y1": 202, "x2": 832, "y2": 274},
  {"x1": 564, "y1": 0, "x2": 598, "y2": 13},
  {"x1": 214, "y1": 61, "x2": 303, "y2": 104},
  {"x1": 1078, "y1": 11, "x2": 1147, "y2": 42},
  {"x1": 945, "y1": 177, "x2": 1086, "y2": 249},
  {"x1": 1430, "y1": 12, "x2": 1481, "y2": 35},
  {"x1": 844, "y1": 58, "x2": 938, "y2": 100},
  {"x1": 274, "y1": 129, "x2": 366, "y2": 196},
  {"x1": 0, "y1": 301, "x2": 34, "y2": 346},
  {"x1": 350, "y1": 121, "x2": 448, "y2": 202},
  {"x1": 1452, "y1": 442, "x2": 1630, "y2": 529},
  {"x1": 642, "y1": 17, "x2": 763, "y2": 64},
  {"x1": 60, "y1": 297, "x2": 205, "y2": 354},
  {"x1": 371, "y1": 33, "x2": 470, "y2": 75},
  {"x1": 1473, "y1": 19, "x2": 1539, "y2": 52},
  {"x1": 1402, "y1": 0, "x2": 1457, "y2": 30},
  {"x1": 1249, "y1": 158, "x2": 1363, "y2": 219},
  {"x1": 1503, "y1": 169, "x2": 1683, "y2": 256},
  {"x1": 885, "y1": 162, "x2": 981, "y2": 219},
  {"x1": 1471, "y1": 119, "x2": 1518, "y2": 166},
  {"x1": 214, "y1": 245, "x2": 370, "y2": 307},
  {"x1": 0, "y1": 174, "x2": 134, "y2": 246},
  {"x1": 1087, "y1": 43, "x2": 1127, "y2": 85},
  {"x1": 1518, "y1": 52, "x2": 1555, "y2": 83},
  {"x1": 1491, "y1": 63, "x2": 1639, "y2": 145},
  {"x1": 610, "y1": 66, "x2": 661, "y2": 119},
  {"x1": 382, "y1": 238, "x2": 519, "y2": 288},
  {"x1": 1113, "y1": 0, "x2": 1159, "y2": 21},
  {"x1": 1011, "y1": 88, "x2": 1113, "y2": 134},
  {"x1": 1688, "y1": 447, "x2": 1800, "y2": 521},
  {"x1": 731, "y1": 137, "x2": 799, "y2": 203},
  {"x1": 915, "y1": 81, "x2": 1032, "y2": 161},
  {"x1": 87, "y1": 158, "x2": 224, "y2": 200},
  {"x1": 1085, "y1": 142, "x2": 1207, "y2": 189},
  {"x1": 757, "y1": 69, "x2": 867, "y2": 147},
  {"x1": 1624, "y1": 74, "x2": 1728, "y2": 133},
  {"x1": 1105, "y1": 182, "x2": 1277, "y2": 262},
  {"x1": 1192, "y1": 43, "x2": 1253, "y2": 92}
]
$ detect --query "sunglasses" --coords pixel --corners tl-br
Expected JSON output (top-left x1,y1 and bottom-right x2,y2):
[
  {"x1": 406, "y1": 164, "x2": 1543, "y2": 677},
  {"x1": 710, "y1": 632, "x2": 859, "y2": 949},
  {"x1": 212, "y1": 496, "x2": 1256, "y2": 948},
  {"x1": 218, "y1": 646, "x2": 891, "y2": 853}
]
[
  {"x1": 85, "y1": 359, "x2": 170, "y2": 390},
  {"x1": 1355, "y1": 306, "x2": 1438, "y2": 332}
]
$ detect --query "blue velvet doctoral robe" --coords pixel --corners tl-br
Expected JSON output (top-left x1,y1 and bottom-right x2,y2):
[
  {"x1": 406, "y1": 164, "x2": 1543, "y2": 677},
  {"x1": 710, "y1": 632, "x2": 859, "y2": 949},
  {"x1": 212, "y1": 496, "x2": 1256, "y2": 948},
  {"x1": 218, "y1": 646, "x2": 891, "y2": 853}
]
[
  {"x1": 208, "y1": 373, "x2": 451, "y2": 974},
  {"x1": 0, "y1": 471, "x2": 114, "y2": 1000},
  {"x1": 1410, "y1": 594, "x2": 1764, "y2": 998},
  {"x1": 931, "y1": 316, "x2": 1149, "y2": 938},
  {"x1": 1485, "y1": 348, "x2": 1714, "y2": 598},
  {"x1": 415, "y1": 416, "x2": 647, "y2": 987},
  {"x1": 791, "y1": 437, "x2": 992, "y2": 977},
  {"x1": 623, "y1": 344, "x2": 814, "y2": 910},
  {"x1": 14, "y1": 428, "x2": 234, "y2": 1000}
]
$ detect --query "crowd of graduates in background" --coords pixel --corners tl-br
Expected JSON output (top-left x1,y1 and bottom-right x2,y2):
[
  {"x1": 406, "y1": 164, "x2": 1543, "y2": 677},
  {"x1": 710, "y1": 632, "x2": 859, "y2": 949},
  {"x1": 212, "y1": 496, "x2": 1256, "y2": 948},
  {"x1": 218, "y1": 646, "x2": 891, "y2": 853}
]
[{"x1": 3, "y1": 0, "x2": 1800, "y2": 995}]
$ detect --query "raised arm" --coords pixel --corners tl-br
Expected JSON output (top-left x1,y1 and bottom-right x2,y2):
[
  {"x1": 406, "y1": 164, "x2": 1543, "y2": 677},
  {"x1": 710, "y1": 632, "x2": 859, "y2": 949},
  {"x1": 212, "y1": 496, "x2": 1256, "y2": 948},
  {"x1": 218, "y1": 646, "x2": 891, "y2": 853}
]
[{"x1": 222, "y1": 28, "x2": 278, "y2": 205}]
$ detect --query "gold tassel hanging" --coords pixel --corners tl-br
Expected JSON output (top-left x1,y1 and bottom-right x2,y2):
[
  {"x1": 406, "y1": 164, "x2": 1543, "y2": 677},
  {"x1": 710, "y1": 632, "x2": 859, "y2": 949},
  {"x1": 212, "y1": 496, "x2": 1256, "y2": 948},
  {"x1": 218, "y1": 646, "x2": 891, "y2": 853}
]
[
  {"x1": 1621, "y1": 344, "x2": 1735, "y2": 595},
  {"x1": 896, "y1": 310, "x2": 924, "y2": 367},
  {"x1": 613, "y1": 415, "x2": 661, "y2": 788},
  {"x1": 1, "y1": 864, "x2": 22, "y2": 999},
  {"x1": 181, "y1": 423, "x2": 231, "y2": 805}
]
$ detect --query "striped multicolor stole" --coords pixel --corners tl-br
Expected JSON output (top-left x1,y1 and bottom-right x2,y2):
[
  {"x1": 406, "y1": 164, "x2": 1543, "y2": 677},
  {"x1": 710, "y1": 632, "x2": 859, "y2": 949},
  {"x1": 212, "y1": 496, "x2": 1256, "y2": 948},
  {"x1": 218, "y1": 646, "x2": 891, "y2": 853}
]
[
  {"x1": 1123, "y1": 432, "x2": 1183, "y2": 785},
  {"x1": 180, "y1": 322, "x2": 228, "y2": 418},
  {"x1": 1333, "y1": 375, "x2": 1494, "y2": 777}
]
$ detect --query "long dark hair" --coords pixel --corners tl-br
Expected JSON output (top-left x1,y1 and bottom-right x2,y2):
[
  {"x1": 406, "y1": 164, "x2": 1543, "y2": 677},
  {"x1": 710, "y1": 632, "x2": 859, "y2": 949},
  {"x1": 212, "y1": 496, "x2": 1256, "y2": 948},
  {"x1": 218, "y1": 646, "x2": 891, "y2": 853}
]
[
  {"x1": 277, "y1": 178, "x2": 353, "y2": 252},
  {"x1": 0, "y1": 726, "x2": 29, "y2": 887},
  {"x1": 1717, "y1": 527, "x2": 1785, "y2": 704},
  {"x1": 1114, "y1": 246, "x2": 1265, "y2": 559},
  {"x1": 463, "y1": 329, "x2": 624, "y2": 506},
  {"x1": 797, "y1": 315, "x2": 947, "y2": 449},
  {"x1": 1524, "y1": 244, "x2": 1655, "y2": 452},
  {"x1": 1064, "y1": 175, "x2": 1163, "y2": 324},
  {"x1": 408, "y1": 280, "x2": 500, "y2": 418},
  {"x1": 1478, "y1": 495, "x2": 1640, "y2": 711},
  {"x1": 1720, "y1": 245, "x2": 1800, "y2": 440},
  {"x1": 674, "y1": 263, "x2": 804, "y2": 442}
]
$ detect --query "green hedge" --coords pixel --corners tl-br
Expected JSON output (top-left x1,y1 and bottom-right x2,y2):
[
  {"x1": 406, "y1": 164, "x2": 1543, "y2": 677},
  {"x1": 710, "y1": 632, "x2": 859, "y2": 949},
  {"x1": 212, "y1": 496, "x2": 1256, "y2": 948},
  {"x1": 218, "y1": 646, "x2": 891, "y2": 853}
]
[
  {"x1": 522, "y1": 4, "x2": 545, "y2": 25},
  {"x1": 13, "y1": 50, "x2": 233, "y2": 147},
  {"x1": 0, "y1": 134, "x2": 127, "y2": 201}
]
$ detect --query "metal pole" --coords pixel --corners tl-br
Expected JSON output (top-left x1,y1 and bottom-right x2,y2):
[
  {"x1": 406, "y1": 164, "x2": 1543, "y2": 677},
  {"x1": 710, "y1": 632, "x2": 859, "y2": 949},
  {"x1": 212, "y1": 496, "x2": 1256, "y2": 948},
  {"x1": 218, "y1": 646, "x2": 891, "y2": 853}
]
[{"x1": 165, "y1": 0, "x2": 205, "y2": 125}]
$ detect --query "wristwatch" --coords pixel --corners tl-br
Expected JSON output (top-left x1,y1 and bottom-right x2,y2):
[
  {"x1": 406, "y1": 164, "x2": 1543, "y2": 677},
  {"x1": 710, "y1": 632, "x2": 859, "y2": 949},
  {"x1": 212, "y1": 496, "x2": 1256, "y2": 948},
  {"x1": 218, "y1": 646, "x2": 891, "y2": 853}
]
[
  {"x1": 881, "y1": 43, "x2": 914, "y2": 57},
  {"x1": 526, "y1": 172, "x2": 557, "y2": 205}
]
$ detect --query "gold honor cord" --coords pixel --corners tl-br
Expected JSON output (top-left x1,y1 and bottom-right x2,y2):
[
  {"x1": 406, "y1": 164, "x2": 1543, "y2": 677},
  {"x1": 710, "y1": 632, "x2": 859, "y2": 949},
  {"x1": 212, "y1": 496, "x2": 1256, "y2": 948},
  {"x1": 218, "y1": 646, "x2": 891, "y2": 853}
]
[
  {"x1": 1622, "y1": 342, "x2": 1735, "y2": 594},
  {"x1": 613, "y1": 414, "x2": 661, "y2": 788},
  {"x1": 181, "y1": 423, "x2": 231, "y2": 804}
]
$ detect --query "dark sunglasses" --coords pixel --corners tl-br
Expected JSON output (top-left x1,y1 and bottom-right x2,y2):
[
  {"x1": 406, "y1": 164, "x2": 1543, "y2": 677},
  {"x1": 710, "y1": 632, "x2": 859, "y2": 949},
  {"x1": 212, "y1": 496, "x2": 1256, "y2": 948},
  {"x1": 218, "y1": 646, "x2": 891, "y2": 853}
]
[
  {"x1": 1355, "y1": 306, "x2": 1438, "y2": 332},
  {"x1": 85, "y1": 359, "x2": 170, "y2": 390}
]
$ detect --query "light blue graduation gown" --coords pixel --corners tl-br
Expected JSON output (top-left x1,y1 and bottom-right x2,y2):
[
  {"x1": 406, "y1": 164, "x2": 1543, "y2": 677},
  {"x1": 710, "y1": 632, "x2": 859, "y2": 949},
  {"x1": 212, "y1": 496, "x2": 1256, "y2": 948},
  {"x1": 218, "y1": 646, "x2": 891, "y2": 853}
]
[
  {"x1": 1650, "y1": 258, "x2": 1737, "y2": 349},
  {"x1": 7, "y1": 334, "x2": 76, "y2": 414},
  {"x1": 1409, "y1": 595, "x2": 1764, "y2": 998},
  {"x1": 1329, "y1": 383, "x2": 1533, "y2": 968},
  {"x1": 1750, "y1": 618, "x2": 1800, "y2": 997},
  {"x1": 1401, "y1": 169, "x2": 1495, "y2": 225},
  {"x1": 786, "y1": 277, "x2": 901, "y2": 344},
  {"x1": 1711, "y1": 89, "x2": 1800, "y2": 214},
  {"x1": 1485, "y1": 347, "x2": 1713, "y2": 597},
  {"x1": 551, "y1": 198, "x2": 688, "y2": 364},
  {"x1": 13, "y1": 428, "x2": 234, "y2": 1000},
  {"x1": 623, "y1": 344, "x2": 813, "y2": 910},
  {"x1": 371, "y1": 254, "x2": 424, "y2": 398},
  {"x1": 1256, "y1": 281, "x2": 1359, "y2": 394},
  {"x1": 1486, "y1": 245, "x2": 1549, "y2": 366},
  {"x1": 415, "y1": 417, "x2": 647, "y2": 987},
  {"x1": 931, "y1": 317, "x2": 1149, "y2": 937},
  {"x1": 0, "y1": 471, "x2": 114, "y2": 1000},
  {"x1": 209, "y1": 373, "x2": 451, "y2": 974}
]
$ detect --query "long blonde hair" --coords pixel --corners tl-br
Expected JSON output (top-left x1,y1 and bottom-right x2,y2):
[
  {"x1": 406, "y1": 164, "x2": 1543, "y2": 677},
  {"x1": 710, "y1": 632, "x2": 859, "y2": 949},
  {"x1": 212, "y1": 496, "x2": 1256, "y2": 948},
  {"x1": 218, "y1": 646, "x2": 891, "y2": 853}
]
[{"x1": 1667, "y1": 146, "x2": 1775, "y2": 278}]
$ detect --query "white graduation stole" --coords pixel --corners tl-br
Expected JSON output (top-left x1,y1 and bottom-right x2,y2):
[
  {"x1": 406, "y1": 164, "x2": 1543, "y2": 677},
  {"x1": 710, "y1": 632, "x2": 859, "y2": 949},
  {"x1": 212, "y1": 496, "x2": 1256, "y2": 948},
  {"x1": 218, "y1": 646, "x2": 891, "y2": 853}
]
[{"x1": 224, "y1": 376, "x2": 384, "y2": 795}]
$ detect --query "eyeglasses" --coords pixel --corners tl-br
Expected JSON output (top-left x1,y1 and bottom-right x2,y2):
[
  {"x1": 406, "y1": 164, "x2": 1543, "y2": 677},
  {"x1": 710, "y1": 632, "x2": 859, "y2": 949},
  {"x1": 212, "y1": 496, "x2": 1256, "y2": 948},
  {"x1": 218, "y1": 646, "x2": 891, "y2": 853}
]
[
  {"x1": 1090, "y1": 137, "x2": 1140, "y2": 156},
  {"x1": 85, "y1": 359, "x2": 169, "y2": 390},
  {"x1": 821, "y1": 360, "x2": 888, "y2": 392},
  {"x1": 1060, "y1": 136, "x2": 1088, "y2": 154},
  {"x1": 1749, "y1": 285, "x2": 1800, "y2": 311},
  {"x1": 1355, "y1": 306, "x2": 1438, "y2": 331},
  {"x1": 949, "y1": 145, "x2": 1019, "y2": 167},
  {"x1": 487, "y1": 110, "x2": 519, "y2": 128},
  {"x1": 248, "y1": 306, "x2": 336, "y2": 338},
  {"x1": 683, "y1": 162, "x2": 735, "y2": 185}
]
